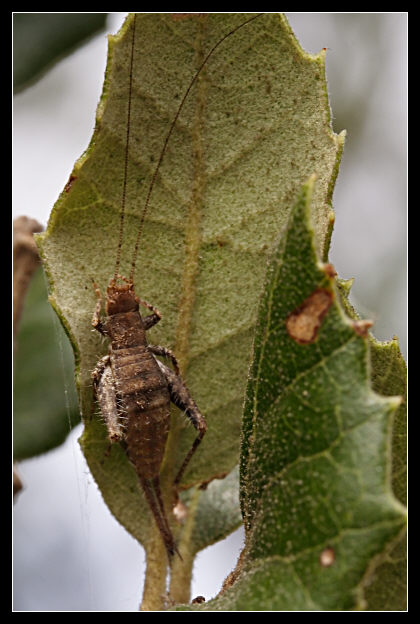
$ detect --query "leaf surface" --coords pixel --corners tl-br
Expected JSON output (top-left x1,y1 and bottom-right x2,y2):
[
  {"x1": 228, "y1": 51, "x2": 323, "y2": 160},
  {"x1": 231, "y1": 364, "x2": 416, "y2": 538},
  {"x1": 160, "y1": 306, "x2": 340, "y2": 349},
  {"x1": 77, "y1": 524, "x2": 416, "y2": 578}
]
[
  {"x1": 179, "y1": 465, "x2": 242, "y2": 555},
  {"x1": 37, "y1": 13, "x2": 343, "y2": 549},
  {"x1": 336, "y1": 288, "x2": 407, "y2": 610},
  {"x1": 180, "y1": 179, "x2": 406, "y2": 610}
]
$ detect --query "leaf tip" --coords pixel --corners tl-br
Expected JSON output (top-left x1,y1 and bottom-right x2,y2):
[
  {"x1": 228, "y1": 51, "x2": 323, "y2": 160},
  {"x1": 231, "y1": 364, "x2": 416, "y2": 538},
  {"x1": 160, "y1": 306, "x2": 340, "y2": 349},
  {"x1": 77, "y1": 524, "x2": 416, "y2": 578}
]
[
  {"x1": 338, "y1": 276, "x2": 355, "y2": 296},
  {"x1": 351, "y1": 319, "x2": 374, "y2": 338}
]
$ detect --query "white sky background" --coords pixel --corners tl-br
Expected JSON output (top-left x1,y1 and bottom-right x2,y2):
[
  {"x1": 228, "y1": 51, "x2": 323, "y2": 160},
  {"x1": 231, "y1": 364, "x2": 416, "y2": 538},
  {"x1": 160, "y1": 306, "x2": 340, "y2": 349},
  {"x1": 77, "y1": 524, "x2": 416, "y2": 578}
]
[{"x1": 13, "y1": 13, "x2": 407, "y2": 611}]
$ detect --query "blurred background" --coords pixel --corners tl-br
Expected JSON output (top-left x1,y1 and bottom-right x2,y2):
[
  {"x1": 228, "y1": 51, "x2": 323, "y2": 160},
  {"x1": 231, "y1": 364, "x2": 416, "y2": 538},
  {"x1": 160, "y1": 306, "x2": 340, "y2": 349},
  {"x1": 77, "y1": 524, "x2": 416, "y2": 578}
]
[{"x1": 13, "y1": 13, "x2": 407, "y2": 611}]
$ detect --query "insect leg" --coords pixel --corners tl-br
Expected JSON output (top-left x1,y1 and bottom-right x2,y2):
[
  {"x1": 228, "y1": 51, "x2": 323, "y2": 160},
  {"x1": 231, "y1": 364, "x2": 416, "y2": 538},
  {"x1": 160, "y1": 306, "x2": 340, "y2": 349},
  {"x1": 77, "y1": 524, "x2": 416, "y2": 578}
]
[
  {"x1": 148, "y1": 344, "x2": 180, "y2": 375},
  {"x1": 139, "y1": 299, "x2": 161, "y2": 330},
  {"x1": 139, "y1": 475, "x2": 179, "y2": 560},
  {"x1": 92, "y1": 355, "x2": 125, "y2": 443},
  {"x1": 155, "y1": 360, "x2": 207, "y2": 487},
  {"x1": 151, "y1": 475, "x2": 182, "y2": 559}
]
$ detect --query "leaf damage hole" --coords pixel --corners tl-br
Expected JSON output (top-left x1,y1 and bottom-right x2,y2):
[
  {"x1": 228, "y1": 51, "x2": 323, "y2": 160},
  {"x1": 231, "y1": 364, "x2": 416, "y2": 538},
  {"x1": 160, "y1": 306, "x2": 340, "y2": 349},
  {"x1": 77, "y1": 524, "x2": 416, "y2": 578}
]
[{"x1": 286, "y1": 287, "x2": 333, "y2": 344}]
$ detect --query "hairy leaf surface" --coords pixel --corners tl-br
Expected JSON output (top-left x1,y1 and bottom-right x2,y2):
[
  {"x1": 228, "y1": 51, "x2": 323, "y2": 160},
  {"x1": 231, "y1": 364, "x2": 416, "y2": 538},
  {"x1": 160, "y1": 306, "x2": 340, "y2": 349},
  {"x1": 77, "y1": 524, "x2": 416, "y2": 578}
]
[
  {"x1": 37, "y1": 13, "x2": 343, "y2": 550},
  {"x1": 180, "y1": 179, "x2": 406, "y2": 611}
]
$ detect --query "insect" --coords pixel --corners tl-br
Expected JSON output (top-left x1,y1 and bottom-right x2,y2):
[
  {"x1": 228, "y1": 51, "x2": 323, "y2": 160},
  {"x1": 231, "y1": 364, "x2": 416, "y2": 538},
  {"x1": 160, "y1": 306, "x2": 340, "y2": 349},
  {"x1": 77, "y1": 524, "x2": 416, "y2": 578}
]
[{"x1": 91, "y1": 13, "x2": 263, "y2": 561}]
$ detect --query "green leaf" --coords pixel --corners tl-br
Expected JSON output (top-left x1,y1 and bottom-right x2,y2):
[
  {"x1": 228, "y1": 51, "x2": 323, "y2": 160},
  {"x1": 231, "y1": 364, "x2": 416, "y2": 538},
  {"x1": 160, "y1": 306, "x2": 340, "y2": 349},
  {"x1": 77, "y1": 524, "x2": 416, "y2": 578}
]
[
  {"x1": 168, "y1": 467, "x2": 243, "y2": 604},
  {"x1": 182, "y1": 178, "x2": 405, "y2": 611},
  {"x1": 337, "y1": 286, "x2": 407, "y2": 610},
  {"x1": 36, "y1": 13, "x2": 343, "y2": 552},
  {"x1": 13, "y1": 13, "x2": 108, "y2": 93},
  {"x1": 368, "y1": 338, "x2": 406, "y2": 508},
  {"x1": 13, "y1": 267, "x2": 80, "y2": 459},
  {"x1": 179, "y1": 465, "x2": 242, "y2": 556},
  {"x1": 365, "y1": 339, "x2": 407, "y2": 610}
]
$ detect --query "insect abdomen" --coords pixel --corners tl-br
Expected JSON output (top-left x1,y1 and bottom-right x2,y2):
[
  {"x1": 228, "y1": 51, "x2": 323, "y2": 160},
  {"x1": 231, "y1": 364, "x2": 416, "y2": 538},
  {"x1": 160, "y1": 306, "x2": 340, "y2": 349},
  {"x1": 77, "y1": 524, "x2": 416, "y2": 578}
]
[{"x1": 111, "y1": 346, "x2": 171, "y2": 479}]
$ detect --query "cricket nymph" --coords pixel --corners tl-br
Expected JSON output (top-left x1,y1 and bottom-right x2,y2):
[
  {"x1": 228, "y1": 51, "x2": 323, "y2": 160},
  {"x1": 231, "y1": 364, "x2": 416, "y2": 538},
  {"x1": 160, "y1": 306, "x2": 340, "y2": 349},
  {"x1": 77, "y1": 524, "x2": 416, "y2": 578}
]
[
  {"x1": 90, "y1": 13, "x2": 262, "y2": 563},
  {"x1": 101, "y1": 281, "x2": 171, "y2": 479},
  {"x1": 92, "y1": 278, "x2": 207, "y2": 559}
]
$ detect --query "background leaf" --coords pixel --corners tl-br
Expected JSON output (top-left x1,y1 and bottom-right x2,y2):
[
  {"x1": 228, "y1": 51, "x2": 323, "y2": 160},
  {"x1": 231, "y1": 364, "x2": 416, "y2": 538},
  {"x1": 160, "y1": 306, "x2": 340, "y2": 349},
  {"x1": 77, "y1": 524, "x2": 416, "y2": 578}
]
[
  {"x1": 37, "y1": 13, "x2": 343, "y2": 550},
  {"x1": 179, "y1": 465, "x2": 242, "y2": 556},
  {"x1": 181, "y1": 179, "x2": 406, "y2": 611},
  {"x1": 13, "y1": 13, "x2": 108, "y2": 93},
  {"x1": 13, "y1": 267, "x2": 80, "y2": 459}
]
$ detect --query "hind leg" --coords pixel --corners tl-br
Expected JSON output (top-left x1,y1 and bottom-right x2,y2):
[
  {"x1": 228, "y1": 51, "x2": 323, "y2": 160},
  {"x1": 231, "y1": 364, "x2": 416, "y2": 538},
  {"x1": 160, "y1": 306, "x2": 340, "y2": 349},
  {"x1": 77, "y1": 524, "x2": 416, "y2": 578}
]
[
  {"x1": 92, "y1": 355, "x2": 125, "y2": 443},
  {"x1": 154, "y1": 360, "x2": 207, "y2": 487},
  {"x1": 139, "y1": 476, "x2": 180, "y2": 560}
]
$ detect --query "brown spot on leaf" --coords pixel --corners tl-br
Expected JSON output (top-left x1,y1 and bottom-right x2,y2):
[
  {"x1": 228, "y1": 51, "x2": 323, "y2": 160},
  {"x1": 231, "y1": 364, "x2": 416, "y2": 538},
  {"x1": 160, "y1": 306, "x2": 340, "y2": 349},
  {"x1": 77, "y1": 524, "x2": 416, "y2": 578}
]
[
  {"x1": 64, "y1": 174, "x2": 77, "y2": 193},
  {"x1": 352, "y1": 319, "x2": 373, "y2": 338},
  {"x1": 286, "y1": 288, "x2": 333, "y2": 344},
  {"x1": 320, "y1": 546, "x2": 335, "y2": 567},
  {"x1": 323, "y1": 263, "x2": 337, "y2": 279}
]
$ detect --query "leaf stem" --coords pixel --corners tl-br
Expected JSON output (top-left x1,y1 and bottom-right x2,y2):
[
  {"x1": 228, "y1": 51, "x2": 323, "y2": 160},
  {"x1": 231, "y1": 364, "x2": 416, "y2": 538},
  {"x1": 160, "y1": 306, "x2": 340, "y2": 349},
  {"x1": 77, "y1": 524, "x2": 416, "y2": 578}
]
[
  {"x1": 140, "y1": 528, "x2": 168, "y2": 611},
  {"x1": 169, "y1": 486, "x2": 202, "y2": 604}
]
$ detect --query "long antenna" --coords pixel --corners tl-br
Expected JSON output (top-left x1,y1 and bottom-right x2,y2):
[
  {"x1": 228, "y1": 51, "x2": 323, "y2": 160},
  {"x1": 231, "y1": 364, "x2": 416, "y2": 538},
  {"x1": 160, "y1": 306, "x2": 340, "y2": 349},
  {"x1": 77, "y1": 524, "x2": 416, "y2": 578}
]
[
  {"x1": 128, "y1": 13, "x2": 263, "y2": 283},
  {"x1": 114, "y1": 13, "x2": 137, "y2": 281}
]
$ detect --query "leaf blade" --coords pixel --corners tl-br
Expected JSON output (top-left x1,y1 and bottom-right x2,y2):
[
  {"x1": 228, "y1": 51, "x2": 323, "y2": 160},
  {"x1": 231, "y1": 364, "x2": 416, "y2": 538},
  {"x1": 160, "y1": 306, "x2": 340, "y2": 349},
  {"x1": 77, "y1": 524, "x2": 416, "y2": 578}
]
[
  {"x1": 37, "y1": 12, "x2": 345, "y2": 552},
  {"x1": 188, "y1": 178, "x2": 406, "y2": 611}
]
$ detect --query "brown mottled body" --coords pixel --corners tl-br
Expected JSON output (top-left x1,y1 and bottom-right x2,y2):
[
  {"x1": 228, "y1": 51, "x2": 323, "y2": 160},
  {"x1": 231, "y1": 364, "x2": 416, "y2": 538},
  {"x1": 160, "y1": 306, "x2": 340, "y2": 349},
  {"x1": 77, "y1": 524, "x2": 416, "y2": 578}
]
[{"x1": 92, "y1": 278, "x2": 206, "y2": 559}]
